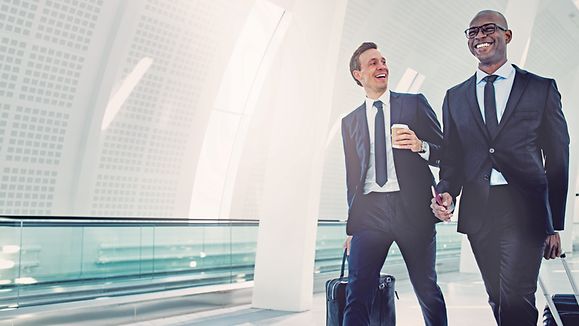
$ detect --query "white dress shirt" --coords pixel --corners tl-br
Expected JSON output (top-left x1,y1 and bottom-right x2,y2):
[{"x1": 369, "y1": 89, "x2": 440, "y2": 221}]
[
  {"x1": 476, "y1": 61, "x2": 515, "y2": 186},
  {"x1": 363, "y1": 91, "x2": 430, "y2": 194}
]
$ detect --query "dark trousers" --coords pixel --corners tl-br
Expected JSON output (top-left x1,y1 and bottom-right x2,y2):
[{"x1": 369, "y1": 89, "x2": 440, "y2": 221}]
[
  {"x1": 467, "y1": 185, "x2": 547, "y2": 326},
  {"x1": 343, "y1": 192, "x2": 447, "y2": 326}
]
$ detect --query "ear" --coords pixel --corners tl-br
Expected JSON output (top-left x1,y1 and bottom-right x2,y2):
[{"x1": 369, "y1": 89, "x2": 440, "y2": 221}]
[
  {"x1": 505, "y1": 30, "x2": 512, "y2": 44},
  {"x1": 353, "y1": 70, "x2": 362, "y2": 82}
]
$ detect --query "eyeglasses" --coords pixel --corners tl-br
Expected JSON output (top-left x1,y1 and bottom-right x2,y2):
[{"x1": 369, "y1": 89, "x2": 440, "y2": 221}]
[{"x1": 464, "y1": 23, "x2": 507, "y2": 39}]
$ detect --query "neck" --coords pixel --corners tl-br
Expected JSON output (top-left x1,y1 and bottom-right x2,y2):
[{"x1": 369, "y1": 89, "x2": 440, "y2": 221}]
[
  {"x1": 478, "y1": 58, "x2": 508, "y2": 75},
  {"x1": 365, "y1": 88, "x2": 387, "y2": 100}
]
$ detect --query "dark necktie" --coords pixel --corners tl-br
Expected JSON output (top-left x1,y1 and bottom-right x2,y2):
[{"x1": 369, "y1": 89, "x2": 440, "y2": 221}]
[
  {"x1": 374, "y1": 100, "x2": 387, "y2": 186},
  {"x1": 483, "y1": 75, "x2": 499, "y2": 137}
]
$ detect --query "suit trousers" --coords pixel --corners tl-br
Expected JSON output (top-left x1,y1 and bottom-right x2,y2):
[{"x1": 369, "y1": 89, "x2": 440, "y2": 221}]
[
  {"x1": 467, "y1": 185, "x2": 547, "y2": 326},
  {"x1": 343, "y1": 191, "x2": 447, "y2": 326}
]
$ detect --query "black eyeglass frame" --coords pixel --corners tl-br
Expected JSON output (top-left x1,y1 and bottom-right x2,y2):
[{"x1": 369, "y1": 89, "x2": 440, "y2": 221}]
[{"x1": 464, "y1": 23, "x2": 508, "y2": 39}]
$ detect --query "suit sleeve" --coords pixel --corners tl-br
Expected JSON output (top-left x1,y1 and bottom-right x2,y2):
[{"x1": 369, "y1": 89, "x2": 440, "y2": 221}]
[
  {"x1": 342, "y1": 118, "x2": 358, "y2": 207},
  {"x1": 539, "y1": 79, "x2": 570, "y2": 231},
  {"x1": 416, "y1": 93, "x2": 443, "y2": 166},
  {"x1": 436, "y1": 91, "x2": 464, "y2": 198}
]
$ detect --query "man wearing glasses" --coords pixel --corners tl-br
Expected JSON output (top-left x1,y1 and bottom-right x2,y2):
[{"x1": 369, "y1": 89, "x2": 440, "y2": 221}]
[{"x1": 431, "y1": 10, "x2": 569, "y2": 325}]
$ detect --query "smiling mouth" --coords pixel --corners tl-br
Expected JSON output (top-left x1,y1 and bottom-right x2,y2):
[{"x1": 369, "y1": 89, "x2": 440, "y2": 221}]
[
  {"x1": 475, "y1": 42, "x2": 493, "y2": 49},
  {"x1": 375, "y1": 73, "x2": 386, "y2": 79}
]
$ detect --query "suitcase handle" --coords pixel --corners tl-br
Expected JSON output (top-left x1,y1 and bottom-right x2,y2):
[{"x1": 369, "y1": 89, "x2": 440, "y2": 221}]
[
  {"x1": 559, "y1": 253, "x2": 579, "y2": 302},
  {"x1": 538, "y1": 252, "x2": 579, "y2": 326},
  {"x1": 538, "y1": 276, "x2": 564, "y2": 326},
  {"x1": 340, "y1": 248, "x2": 347, "y2": 279}
]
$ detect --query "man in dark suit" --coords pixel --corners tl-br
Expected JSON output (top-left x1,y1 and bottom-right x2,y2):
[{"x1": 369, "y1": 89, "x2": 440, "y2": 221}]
[
  {"x1": 342, "y1": 42, "x2": 447, "y2": 326},
  {"x1": 431, "y1": 10, "x2": 569, "y2": 326}
]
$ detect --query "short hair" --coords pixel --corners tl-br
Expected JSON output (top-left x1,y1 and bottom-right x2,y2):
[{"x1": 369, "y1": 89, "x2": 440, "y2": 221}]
[{"x1": 349, "y1": 42, "x2": 377, "y2": 87}]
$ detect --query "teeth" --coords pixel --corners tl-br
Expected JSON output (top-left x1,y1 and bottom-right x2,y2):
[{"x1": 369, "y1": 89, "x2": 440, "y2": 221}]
[
  {"x1": 375, "y1": 74, "x2": 386, "y2": 78},
  {"x1": 476, "y1": 43, "x2": 491, "y2": 49}
]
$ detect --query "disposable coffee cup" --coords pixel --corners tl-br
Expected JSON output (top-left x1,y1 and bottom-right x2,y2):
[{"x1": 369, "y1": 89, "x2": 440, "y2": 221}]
[{"x1": 391, "y1": 124, "x2": 409, "y2": 149}]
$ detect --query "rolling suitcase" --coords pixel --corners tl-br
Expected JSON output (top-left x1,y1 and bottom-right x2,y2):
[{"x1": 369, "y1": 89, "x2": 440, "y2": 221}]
[
  {"x1": 325, "y1": 249, "x2": 396, "y2": 325},
  {"x1": 538, "y1": 253, "x2": 579, "y2": 326}
]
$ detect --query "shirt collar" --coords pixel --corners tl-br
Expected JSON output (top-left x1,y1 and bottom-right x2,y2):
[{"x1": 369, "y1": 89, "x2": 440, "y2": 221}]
[
  {"x1": 476, "y1": 61, "x2": 515, "y2": 84},
  {"x1": 365, "y1": 90, "x2": 390, "y2": 110}
]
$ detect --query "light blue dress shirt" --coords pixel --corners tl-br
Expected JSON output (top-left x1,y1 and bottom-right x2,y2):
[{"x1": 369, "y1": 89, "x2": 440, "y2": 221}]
[{"x1": 475, "y1": 61, "x2": 515, "y2": 186}]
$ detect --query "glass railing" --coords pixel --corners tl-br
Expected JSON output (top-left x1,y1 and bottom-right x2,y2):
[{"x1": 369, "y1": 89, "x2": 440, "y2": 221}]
[
  {"x1": 0, "y1": 216, "x2": 462, "y2": 310},
  {"x1": 314, "y1": 220, "x2": 462, "y2": 279},
  {"x1": 0, "y1": 217, "x2": 259, "y2": 309}
]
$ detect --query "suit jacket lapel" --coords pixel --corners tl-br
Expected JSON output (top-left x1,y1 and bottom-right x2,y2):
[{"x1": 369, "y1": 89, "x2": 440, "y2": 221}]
[
  {"x1": 492, "y1": 65, "x2": 529, "y2": 141},
  {"x1": 465, "y1": 74, "x2": 491, "y2": 141},
  {"x1": 390, "y1": 91, "x2": 402, "y2": 125},
  {"x1": 352, "y1": 103, "x2": 370, "y2": 173}
]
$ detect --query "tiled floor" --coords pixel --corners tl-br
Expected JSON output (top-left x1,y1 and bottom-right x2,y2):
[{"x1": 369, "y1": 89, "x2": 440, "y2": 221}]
[{"x1": 125, "y1": 254, "x2": 578, "y2": 326}]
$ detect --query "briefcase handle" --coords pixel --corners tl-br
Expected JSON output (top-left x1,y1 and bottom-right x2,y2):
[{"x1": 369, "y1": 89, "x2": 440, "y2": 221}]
[{"x1": 340, "y1": 248, "x2": 348, "y2": 279}]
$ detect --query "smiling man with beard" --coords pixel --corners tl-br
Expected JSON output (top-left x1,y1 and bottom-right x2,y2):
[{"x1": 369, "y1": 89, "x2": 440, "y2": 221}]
[
  {"x1": 431, "y1": 10, "x2": 570, "y2": 326},
  {"x1": 341, "y1": 42, "x2": 447, "y2": 326}
]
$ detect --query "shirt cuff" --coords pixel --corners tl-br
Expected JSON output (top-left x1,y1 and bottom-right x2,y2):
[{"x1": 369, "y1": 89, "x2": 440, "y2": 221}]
[{"x1": 418, "y1": 141, "x2": 430, "y2": 160}]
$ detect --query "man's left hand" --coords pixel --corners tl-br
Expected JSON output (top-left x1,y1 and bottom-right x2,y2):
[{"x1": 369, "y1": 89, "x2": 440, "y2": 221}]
[
  {"x1": 344, "y1": 236, "x2": 352, "y2": 256},
  {"x1": 392, "y1": 128, "x2": 422, "y2": 152},
  {"x1": 544, "y1": 232, "x2": 562, "y2": 260}
]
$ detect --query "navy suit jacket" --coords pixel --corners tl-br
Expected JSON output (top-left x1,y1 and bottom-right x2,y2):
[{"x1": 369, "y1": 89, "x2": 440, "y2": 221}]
[
  {"x1": 341, "y1": 92, "x2": 443, "y2": 235},
  {"x1": 437, "y1": 65, "x2": 570, "y2": 235}
]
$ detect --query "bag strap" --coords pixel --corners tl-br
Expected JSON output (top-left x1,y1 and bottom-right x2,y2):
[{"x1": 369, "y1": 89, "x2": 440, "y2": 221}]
[{"x1": 340, "y1": 248, "x2": 348, "y2": 279}]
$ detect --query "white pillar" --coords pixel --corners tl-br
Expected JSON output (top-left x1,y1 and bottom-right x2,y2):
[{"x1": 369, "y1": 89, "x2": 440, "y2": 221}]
[
  {"x1": 504, "y1": 0, "x2": 541, "y2": 67},
  {"x1": 251, "y1": 0, "x2": 347, "y2": 311},
  {"x1": 505, "y1": 0, "x2": 577, "y2": 253},
  {"x1": 559, "y1": 66, "x2": 579, "y2": 253}
]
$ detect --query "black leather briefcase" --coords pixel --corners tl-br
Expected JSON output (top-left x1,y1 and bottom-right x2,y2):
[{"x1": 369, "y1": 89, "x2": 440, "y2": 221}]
[{"x1": 325, "y1": 249, "x2": 396, "y2": 325}]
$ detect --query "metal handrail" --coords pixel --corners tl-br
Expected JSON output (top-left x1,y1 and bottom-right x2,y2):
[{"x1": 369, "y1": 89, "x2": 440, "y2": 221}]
[
  {"x1": 0, "y1": 216, "x2": 349, "y2": 227},
  {"x1": 0, "y1": 216, "x2": 259, "y2": 228}
]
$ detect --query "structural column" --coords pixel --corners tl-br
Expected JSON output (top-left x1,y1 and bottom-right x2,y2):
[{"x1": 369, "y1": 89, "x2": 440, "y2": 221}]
[
  {"x1": 251, "y1": 0, "x2": 347, "y2": 311},
  {"x1": 505, "y1": 0, "x2": 576, "y2": 252},
  {"x1": 558, "y1": 66, "x2": 579, "y2": 252}
]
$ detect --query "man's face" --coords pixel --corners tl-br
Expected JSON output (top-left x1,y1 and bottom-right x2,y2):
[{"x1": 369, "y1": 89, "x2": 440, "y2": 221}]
[
  {"x1": 353, "y1": 48, "x2": 389, "y2": 94},
  {"x1": 467, "y1": 13, "x2": 511, "y2": 65}
]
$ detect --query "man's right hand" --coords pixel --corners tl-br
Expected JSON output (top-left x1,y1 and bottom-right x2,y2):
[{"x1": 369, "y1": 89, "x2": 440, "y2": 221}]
[
  {"x1": 430, "y1": 192, "x2": 453, "y2": 222},
  {"x1": 544, "y1": 232, "x2": 562, "y2": 259},
  {"x1": 344, "y1": 236, "x2": 352, "y2": 256}
]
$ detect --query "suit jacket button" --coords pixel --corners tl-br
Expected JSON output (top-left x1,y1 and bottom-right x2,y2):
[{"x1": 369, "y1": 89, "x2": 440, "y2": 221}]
[
  {"x1": 489, "y1": 148, "x2": 495, "y2": 154},
  {"x1": 483, "y1": 175, "x2": 490, "y2": 181}
]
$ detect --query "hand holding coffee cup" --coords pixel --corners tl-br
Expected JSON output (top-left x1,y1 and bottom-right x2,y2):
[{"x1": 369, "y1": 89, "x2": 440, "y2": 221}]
[{"x1": 391, "y1": 124, "x2": 422, "y2": 152}]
